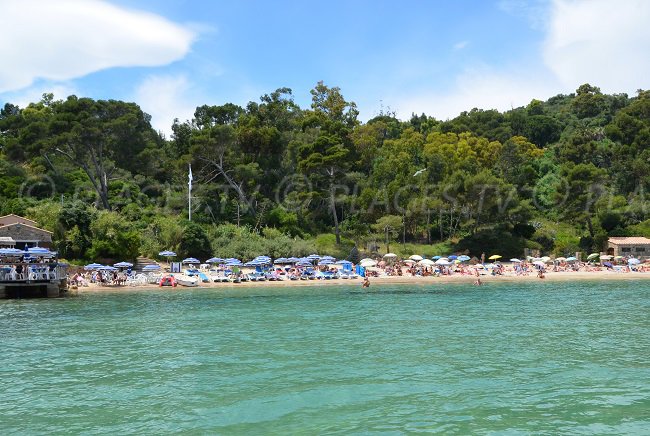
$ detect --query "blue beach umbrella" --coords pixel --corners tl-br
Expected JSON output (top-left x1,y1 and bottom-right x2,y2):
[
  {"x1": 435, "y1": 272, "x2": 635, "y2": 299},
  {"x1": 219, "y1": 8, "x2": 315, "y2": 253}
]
[
  {"x1": 206, "y1": 257, "x2": 224, "y2": 264},
  {"x1": 84, "y1": 263, "x2": 103, "y2": 270},
  {"x1": 336, "y1": 260, "x2": 353, "y2": 265},
  {"x1": 114, "y1": 261, "x2": 133, "y2": 268},
  {"x1": 318, "y1": 259, "x2": 334, "y2": 265},
  {"x1": 306, "y1": 254, "x2": 321, "y2": 260},
  {"x1": 448, "y1": 255, "x2": 458, "y2": 260},
  {"x1": 457, "y1": 255, "x2": 471, "y2": 262},
  {"x1": 99, "y1": 265, "x2": 118, "y2": 271},
  {"x1": 142, "y1": 264, "x2": 161, "y2": 271},
  {"x1": 432, "y1": 256, "x2": 441, "y2": 260},
  {"x1": 0, "y1": 248, "x2": 25, "y2": 256},
  {"x1": 159, "y1": 250, "x2": 176, "y2": 257},
  {"x1": 27, "y1": 247, "x2": 55, "y2": 256},
  {"x1": 182, "y1": 257, "x2": 201, "y2": 264},
  {"x1": 287, "y1": 257, "x2": 301, "y2": 263}
]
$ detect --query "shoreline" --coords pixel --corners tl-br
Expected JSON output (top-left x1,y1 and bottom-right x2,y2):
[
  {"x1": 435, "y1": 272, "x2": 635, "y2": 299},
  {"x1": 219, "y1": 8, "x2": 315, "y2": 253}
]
[{"x1": 73, "y1": 271, "x2": 650, "y2": 293}]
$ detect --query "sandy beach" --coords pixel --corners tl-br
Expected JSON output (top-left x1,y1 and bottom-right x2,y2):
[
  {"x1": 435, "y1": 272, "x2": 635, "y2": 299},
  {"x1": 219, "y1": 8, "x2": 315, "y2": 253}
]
[{"x1": 73, "y1": 270, "x2": 650, "y2": 293}]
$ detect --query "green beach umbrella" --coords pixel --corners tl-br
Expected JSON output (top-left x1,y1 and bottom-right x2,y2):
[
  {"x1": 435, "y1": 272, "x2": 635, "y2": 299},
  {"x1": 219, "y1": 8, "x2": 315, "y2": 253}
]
[{"x1": 587, "y1": 253, "x2": 600, "y2": 260}]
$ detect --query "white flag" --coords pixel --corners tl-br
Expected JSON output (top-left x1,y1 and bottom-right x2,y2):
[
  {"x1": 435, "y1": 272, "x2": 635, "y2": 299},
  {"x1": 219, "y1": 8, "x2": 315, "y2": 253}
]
[{"x1": 188, "y1": 164, "x2": 193, "y2": 188}]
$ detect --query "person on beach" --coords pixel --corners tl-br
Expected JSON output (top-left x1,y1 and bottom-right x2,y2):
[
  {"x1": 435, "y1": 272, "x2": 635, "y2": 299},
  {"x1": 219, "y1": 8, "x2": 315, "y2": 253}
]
[
  {"x1": 474, "y1": 277, "x2": 482, "y2": 286},
  {"x1": 362, "y1": 277, "x2": 370, "y2": 288}
]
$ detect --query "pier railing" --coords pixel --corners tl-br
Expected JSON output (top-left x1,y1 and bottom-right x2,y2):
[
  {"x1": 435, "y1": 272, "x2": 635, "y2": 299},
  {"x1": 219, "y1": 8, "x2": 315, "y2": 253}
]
[{"x1": 0, "y1": 262, "x2": 68, "y2": 283}]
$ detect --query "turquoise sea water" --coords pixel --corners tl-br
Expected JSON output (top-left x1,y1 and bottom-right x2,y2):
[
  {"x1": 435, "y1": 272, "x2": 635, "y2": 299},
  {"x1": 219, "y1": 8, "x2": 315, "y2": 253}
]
[{"x1": 1, "y1": 281, "x2": 649, "y2": 434}]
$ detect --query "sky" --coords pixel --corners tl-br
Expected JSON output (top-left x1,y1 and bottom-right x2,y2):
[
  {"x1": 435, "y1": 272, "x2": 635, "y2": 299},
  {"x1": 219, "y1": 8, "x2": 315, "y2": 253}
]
[{"x1": 1, "y1": 0, "x2": 649, "y2": 136}]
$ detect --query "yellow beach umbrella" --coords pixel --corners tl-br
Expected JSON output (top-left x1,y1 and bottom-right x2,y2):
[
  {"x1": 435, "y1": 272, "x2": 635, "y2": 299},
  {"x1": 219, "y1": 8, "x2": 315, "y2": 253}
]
[{"x1": 488, "y1": 254, "x2": 502, "y2": 260}]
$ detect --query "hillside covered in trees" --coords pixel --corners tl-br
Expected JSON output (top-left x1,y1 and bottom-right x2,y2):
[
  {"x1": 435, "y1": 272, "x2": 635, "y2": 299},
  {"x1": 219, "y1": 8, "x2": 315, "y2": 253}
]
[{"x1": 1, "y1": 83, "x2": 650, "y2": 262}]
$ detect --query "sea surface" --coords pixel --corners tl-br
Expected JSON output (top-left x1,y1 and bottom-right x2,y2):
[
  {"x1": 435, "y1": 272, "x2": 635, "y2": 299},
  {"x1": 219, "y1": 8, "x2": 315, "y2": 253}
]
[{"x1": 1, "y1": 281, "x2": 649, "y2": 434}]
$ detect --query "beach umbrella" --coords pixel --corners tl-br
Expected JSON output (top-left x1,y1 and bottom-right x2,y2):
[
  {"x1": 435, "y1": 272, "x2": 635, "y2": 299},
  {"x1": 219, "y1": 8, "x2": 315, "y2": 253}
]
[
  {"x1": 142, "y1": 264, "x2": 161, "y2": 271},
  {"x1": 307, "y1": 254, "x2": 321, "y2": 260},
  {"x1": 419, "y1": 259, "x2": 435, "y2": 266},
  {"x1": 435, "y1": 258, "x2": 451, "y2": 265},
  {"x1": 244, "y1": 260, "x2": 261, "y2": 266},
  {"x1": 113, "y1": 261, "x2": 133, "y2": 268},
  {"x1": 206, "y1": 257, "x2": 224, "y2": 264},
  {"x1": 158, "y1": 250, "x2": 176, "y2": 257},
  {"x1": 599, "y1": 255, "x2": 613, "y2": 260},
  {"x1": 614, "y1": 255, "x2": 624, "y2": 260},
  {"x1": 84, "y1": 263, "x2": 103, "y2": 270},
  {"x1": 295, "y1": 260, "x2": 313, "y2": 267},
  {"x1": 403, "y1": 259, "x2": 416, "y2": 265},
  {"x1": 273, "y1": 257, "x2": 289, "y2": 264},
  {"x1": 287, "y1": 257, "x2": 301, "y2": 263},
  {"x1": 408, "y1": 254, "x2": 423, "y2": 261},
  {"x1": 225, "y1": 260, "x2": 242, "y2": 267},
  {"x1": 628, "y1": 258, "x2": 641, "y2": 265},
  {"x1": 335, "y1": 260, "x2": 353, "y2": 265},
  {"x1": 587, "y1": 253, "x2": 599, "y2": 260},
  {"x1": 603, "y1": 261, "x2": 613, "y2": 268},
  {"x1": 359, "y1": 258, "x2": 377, "y2": 267},
  {"x1": 99, "y1": 265, "x2": 118, "y2": 271},
  {"x1": 431, "y1": 256, "x2": 441, "y2": 260},
  {"x1": 448, "y1": 255, "x2": 458, "y2": 260},
  {"x1": 383, "y1": 253, "x2": 398, "y2": 258},
  {"x1": 457, "y1": 255, "x2": 471, "y2": 262},
  {"x1": 566, "y1": 257, "x2": 577, "y2": 262},
  {"x1": 540, "y1": 256, "x2": 551, "y2": 263},
  {"x1": 0, "y1": 248, "x2": 25, "y2": 256},
  {"x1": 182, "y1": 257, "x2": 200, "y2": 264},
  {"x1": 555, "y1": 257, "x2": 567, "y2": 262},
  {"x1": 321, "y1": 255, "x2": 336, "y2": 261},
  {"x1": 26, "y1": 247, "x2": 56, "y2": 257},
  {"x1": 318, "y1": 259, "x2": 334, "y2": 266},
  {"x1": 532, "y1": 260, "x2": 545, "y2": 267},
  {"x1": 510, "y1": 258, "x2": 522, "y2": 263},
  {"x1": 488, "y1": 254, "x2": 502, "y2": 260}
]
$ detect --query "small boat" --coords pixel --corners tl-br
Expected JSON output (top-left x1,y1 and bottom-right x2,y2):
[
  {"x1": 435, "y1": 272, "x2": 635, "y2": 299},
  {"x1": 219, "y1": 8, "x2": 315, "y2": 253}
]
[
  {"x1": 159, "y1": 275, "x2": 177, "y2": 287},
  {"x1": 175, "y1": 274, "x2": 199, "y2": 287}
]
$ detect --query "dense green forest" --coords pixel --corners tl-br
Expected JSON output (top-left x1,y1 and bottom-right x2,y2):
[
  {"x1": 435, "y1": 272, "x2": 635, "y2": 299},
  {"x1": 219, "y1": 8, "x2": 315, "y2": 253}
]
[{"x1": 1, "y1": 82, "x2": 650, "y2": 262}]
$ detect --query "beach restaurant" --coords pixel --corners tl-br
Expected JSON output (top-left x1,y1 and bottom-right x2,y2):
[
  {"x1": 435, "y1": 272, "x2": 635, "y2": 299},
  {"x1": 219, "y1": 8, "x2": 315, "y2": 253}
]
[
  {"x1": 0, "y1": 214, "x2": 53, "y2": 250},
  {"x1": 607, "y1": 236, "x2": 650, "y2": 258}
]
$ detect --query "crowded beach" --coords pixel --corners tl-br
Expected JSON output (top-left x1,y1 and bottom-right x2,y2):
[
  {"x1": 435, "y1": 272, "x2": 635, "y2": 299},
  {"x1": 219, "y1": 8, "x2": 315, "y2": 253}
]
[{"x1": 66, "y1": 250, "x2": 650, "y2": 292}]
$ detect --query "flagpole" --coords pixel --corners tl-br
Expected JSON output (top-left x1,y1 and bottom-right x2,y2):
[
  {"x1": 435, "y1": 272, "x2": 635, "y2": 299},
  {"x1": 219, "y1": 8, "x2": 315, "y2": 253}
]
[{"x1": 188, "y1": 164, "x2": 193, "y2": 221}]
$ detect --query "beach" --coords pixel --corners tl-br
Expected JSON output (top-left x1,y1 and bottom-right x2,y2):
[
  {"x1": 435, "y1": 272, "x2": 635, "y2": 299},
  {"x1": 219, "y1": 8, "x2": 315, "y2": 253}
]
[{"x1": 74, "y1": 269, "x2": 650, "y2": 293}]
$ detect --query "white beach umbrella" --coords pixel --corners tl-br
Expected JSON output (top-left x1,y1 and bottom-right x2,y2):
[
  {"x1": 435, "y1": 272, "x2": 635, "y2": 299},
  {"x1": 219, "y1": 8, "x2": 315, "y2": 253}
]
[
  {"x1": 510, "y1": 258, "x2": 522, "y2": 263},
  {"x1": 540, "y1": 256, "x2": 551, "y2": 263},
  {"x1": 435, "y1": 258, "x2": 451, "y2": 265},
  {"x1": 599, "y1": 255, "x2": 613, "y2": 260},
  {"x1": 419, "y1": 259, "x2": 435, "y2": 266},
  {"x1": 555, "y1": 257, "x2": 567, "y2": 262},
  {"x1": 408, "y1": 254, "x2": 423, "y2": 261},
  {"x1": 383, "y1": 253, "x2": 398, "y2": 258},
  {"x1": 359, "y1": 258, "x2": 377, "y2": 267}
]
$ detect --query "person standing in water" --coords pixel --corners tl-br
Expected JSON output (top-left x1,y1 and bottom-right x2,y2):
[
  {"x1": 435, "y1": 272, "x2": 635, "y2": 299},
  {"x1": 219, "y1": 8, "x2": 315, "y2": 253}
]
[{"x1": 362, "y1": 277, "x2": 370, "y2": 288}]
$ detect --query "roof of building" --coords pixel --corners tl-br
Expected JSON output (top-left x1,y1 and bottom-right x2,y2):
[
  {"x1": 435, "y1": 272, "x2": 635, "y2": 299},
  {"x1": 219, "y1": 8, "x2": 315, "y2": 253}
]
[
  {"x1": 0, "y1": 214, "x2": 38, "y2": 226},
  {"x1": 608, "y1": 236, "x2": 650, "y2": 245},
  {"x1": 0, "y1": 222, "x2": 53, "y2": 235}
]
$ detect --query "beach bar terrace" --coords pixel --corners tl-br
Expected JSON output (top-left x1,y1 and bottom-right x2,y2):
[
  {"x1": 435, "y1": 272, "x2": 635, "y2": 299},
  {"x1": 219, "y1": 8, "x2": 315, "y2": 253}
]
[
  {"x1": 0, "y1": 248, "x2": 68, "y2": 298},
  {"x1": 607, "y1": 236, "x2": 650, "y2": 259}
]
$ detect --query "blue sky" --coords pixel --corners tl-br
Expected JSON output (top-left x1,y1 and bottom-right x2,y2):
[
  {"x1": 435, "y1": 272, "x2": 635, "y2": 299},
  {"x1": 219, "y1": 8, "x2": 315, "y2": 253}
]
[{"x1": 1, "y1": 0, "x2": 649, "y2": 135}]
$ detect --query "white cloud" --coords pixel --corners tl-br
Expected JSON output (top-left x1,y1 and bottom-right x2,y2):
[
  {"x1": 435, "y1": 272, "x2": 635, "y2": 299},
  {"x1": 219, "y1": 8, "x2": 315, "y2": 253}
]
[
  {"x1": 543, "y1": 0, "x2": 650, "y2": 93},
  {"x1": 453, "y1": 41, "x2": 469, "y2": 50},
  {"x1": 134, "y1": 75, "x2": 199, "y2": 137},
  {"x1": 0, "y1": 0, "x2": 196, "y2": 93},
  {"x1": 392, "y1": 66, "x2": 562, "y2": 120},
  {"x1": 390, "y1": 0, "x2": 650, "y2": 120},
  {"x1": 1, "y1": 82, "x2": 78, "y2": 109}
]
